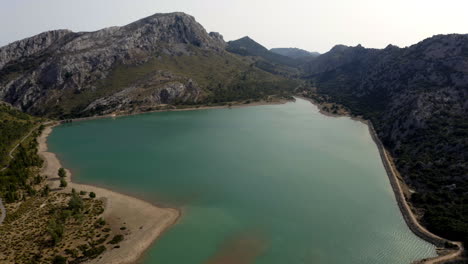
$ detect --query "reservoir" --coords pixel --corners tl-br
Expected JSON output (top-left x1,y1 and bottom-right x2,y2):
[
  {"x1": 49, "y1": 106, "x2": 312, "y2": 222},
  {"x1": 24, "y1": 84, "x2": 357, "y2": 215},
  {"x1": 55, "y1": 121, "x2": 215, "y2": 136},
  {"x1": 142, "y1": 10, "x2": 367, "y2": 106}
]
[{"x1": 48, "y1": 98, "x2": 436, "y2": 263}]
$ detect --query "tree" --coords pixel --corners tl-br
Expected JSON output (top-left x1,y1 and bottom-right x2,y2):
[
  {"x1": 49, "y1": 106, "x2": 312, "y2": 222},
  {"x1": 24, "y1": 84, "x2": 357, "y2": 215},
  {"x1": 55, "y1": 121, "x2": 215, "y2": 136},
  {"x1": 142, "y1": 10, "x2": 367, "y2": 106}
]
[
  {"x1": 47, "y1": 220, "x2": 64, "y2": 245},
  {"x1": 60, "y1": 178, "x2": 67, "y2": 188},
  {"x1": 41, "y1": 185, "x2": 50, "y2": 197},
  {"x1": 68, "y1": 190, "x2": 84, "y2": 213},
  {"x1": 58, "y1": 168, "x2": 66, "y2": 178},
  {"x1": 89, "y1": 192, "x2": 96, "y2": 199},
  {"x1": 52, "y1": 255, "x2": 67, "y2": 264}
]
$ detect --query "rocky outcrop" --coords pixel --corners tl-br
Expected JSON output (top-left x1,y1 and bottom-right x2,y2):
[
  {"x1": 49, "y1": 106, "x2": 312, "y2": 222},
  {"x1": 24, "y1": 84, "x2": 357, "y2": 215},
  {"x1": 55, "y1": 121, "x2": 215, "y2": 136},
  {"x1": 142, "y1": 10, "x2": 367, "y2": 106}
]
[
  {"x1": 0, "y1": 29, "x2": 73, "y2": 69},
  {"x1": 0, "y1": 12, "x2": 226, "y2": 116}
]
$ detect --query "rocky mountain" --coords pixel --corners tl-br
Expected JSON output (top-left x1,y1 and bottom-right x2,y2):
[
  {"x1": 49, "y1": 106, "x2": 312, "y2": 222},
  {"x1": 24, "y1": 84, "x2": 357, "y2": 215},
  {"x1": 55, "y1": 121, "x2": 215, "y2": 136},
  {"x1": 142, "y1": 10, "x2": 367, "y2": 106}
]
[
  {"x1": 0, "y1": 13, "x2": 297, "y2": 118},
  {"x1": 2, "y1": 10, "x2": 467, "y2": 252},
  {"x1": 270, "y1": 47, "x2": 320, "y2": 60},
  {"x1": 303, "y1": 34, "x2": 468, "y2": 244}
]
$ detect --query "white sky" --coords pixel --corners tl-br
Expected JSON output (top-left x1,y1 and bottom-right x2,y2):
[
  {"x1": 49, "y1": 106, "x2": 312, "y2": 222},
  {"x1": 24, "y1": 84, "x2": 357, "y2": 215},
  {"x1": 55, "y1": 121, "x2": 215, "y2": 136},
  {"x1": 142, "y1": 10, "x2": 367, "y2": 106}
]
[{"x1": 1, "y1": 0, "x2": 467, "y2": 53}]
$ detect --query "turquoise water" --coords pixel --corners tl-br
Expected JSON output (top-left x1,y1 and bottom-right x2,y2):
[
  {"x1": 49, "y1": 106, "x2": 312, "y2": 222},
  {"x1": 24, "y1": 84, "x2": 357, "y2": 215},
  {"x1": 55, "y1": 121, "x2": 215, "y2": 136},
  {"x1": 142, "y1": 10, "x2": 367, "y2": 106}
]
[{"x1": 48, "y1": 98, "x2": 436, "y2": 264}]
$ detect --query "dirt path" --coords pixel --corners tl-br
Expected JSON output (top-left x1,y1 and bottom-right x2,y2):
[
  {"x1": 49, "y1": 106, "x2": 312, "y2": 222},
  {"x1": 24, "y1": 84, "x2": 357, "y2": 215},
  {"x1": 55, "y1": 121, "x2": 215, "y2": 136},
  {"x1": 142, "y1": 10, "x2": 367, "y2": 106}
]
[
  {"x1": 379, "y1": 146, "x2": 464, "y2": 264},
  {"x1": 0, "y1": 124, "x2": 40, "y2": 172},
  {"x1": 367, "y1": 119, "x2": 463, "y2": 264}
]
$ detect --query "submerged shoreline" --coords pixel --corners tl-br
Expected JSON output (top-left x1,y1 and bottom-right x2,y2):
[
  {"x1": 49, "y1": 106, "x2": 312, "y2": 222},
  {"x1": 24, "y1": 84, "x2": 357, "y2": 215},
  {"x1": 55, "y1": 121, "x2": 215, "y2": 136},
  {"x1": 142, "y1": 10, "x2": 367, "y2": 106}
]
[
  {"x1": 60, "y1": 98, "x2": 292, "y2": 124},
  {"x1": 38, "y1": 126, "x2": 180, "y2": 264},
  {"x1": 301, "y1": 96, "x2": 464, "y2": 264}
]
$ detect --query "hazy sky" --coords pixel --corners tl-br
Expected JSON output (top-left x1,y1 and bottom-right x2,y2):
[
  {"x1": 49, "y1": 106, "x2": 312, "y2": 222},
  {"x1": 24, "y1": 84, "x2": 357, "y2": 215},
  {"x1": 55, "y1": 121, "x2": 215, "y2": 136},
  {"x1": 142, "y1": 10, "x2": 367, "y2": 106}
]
[{"x1": 1, "y1": 0, "x2": 467, "y2": 53}]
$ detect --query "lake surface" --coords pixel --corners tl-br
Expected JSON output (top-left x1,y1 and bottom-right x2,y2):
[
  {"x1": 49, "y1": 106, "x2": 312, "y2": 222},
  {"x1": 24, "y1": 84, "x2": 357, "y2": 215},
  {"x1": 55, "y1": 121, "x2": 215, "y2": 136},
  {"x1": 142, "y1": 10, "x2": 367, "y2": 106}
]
[{"x1": 48, "y1": 98, "x2": 436, "y2": 264}]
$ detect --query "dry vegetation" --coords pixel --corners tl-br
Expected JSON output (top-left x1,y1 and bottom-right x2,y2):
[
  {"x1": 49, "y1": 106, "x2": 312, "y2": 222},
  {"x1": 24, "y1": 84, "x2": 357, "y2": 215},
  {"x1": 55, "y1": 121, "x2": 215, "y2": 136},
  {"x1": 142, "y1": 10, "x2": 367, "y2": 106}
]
[
  {"x1": 0, "y1": 104, "x2": 126, "y2": 263},
  {"x1": 0, "y1": 188, "x2": 127, "y2": 264}
]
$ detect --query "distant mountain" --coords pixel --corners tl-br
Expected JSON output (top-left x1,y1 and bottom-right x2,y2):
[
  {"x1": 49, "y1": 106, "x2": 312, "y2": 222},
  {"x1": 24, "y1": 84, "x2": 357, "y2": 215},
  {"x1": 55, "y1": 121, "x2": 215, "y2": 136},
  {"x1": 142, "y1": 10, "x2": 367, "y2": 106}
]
[
  {"x1": 0, "y1": 13, "x2": 298, "y2": 118},
  {"x1": 270, "y1": 47, "x2": 320, "y2": 59},
  {"x1": 227, "y1": 37, "x2": 297, "y2": 66},
  {"x1": 302, "y1": 34, "x2": 468, "y2": 245},
  {"x1": 226, "y1": 36, "x2": 303, "y2": 76}
]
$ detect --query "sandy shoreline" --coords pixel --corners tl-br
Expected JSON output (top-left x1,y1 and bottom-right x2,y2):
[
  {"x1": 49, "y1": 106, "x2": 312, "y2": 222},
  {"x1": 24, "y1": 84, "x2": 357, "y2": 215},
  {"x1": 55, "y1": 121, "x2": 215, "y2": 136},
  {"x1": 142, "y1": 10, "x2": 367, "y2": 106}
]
[
  {"x1": 38, "y1": 126, "x2": 180, "y2": 264},
  {"x1": 302, "y1": 97, "x2": 464, "y2": 264}
]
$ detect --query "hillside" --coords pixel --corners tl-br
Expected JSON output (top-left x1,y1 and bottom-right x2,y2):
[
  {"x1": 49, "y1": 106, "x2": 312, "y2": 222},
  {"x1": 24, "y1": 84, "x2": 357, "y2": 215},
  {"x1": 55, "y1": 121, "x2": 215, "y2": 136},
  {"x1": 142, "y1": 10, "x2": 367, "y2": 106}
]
[
  {"x1": 270, "y1": 47, "x2": 320, "y2": 60},
  {"x1": 302, "y1": 34, "x2": 468, "y2": 246},
  {"x1": 226, "y1": 37, "x2": 302, "y2": 77},
  {"x1": 0, "y1": 103, "x2": 39, "y2": 167},
  {"x1": 0, "y1": 13, "x2": 298, "y2": 118}
]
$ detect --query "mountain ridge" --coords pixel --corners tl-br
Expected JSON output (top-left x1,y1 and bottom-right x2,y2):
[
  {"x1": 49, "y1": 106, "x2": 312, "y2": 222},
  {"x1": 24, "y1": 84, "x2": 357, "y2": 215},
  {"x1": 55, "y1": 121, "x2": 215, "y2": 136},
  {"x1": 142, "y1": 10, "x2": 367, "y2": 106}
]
[{"x1": 0, "y1": 12, "x2": 298, "y2": 118}]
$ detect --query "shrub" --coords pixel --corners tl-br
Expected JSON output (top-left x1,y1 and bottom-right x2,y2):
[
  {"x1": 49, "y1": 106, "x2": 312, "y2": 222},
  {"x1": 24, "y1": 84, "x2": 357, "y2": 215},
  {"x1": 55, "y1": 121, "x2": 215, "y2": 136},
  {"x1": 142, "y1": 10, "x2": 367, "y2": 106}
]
[
  {"x1": 52, "y1": 255, "x2": 67, "y2": 264},
  {"x1": 89, "y1": 192, "x2": 96, "y2": 198},
  {"x1": 83, "y1": 245, "x2": 106, "y2": 259},
  {"x1": 95, "y1": 218, "x2": 106, "y2": 227},
  {"x1": 60, "y1": 178, "x2": 67, "y2": 188},
  {"x1": 68, "y1": 190, "x2": 84, "y2": 213},
  {"x1": 58, "y1": 168, "x2": 66, "y2": 178},
  {"x1": 108, "y1": 234, "x2": 124, "y2": 244},
  {"x1": 47, "y1": 220, "x2": 64, "y2": 245},
  {"x1": 41, "y1": 185, "x2": 50, "y2": 197}
]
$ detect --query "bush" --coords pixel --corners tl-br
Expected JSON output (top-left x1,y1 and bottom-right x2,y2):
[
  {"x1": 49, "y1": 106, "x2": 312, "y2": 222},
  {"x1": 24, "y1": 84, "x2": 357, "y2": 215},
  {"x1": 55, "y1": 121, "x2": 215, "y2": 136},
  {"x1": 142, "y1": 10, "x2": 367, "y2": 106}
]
[
  {"x1": 41, "y1": 185, "x2": 50, "y2": 197},
  {"x1": 52, "y1": 255, "x2": 67, "y2": 264},
  {"x1": 58, "y1": 168, "x2": 66, "y2": 178},
  {"x1": 83, "y1": 245, "x2": 106, "y2": 259},
  {"x1": 47, "y1": 220, "x2": 64, "y2": 245},
  {"x1": 95, "y1": 218, "x2": 106, "y2": 227},
  {"x1": 68, "y1": 190, "x2": 84, "y2": 213},
  {"x1": 89, "y1": 192, "x2": 96, "y2": 198},
  {"x1": 108, "y1": 234, "x2": 124, "y2": 245},
  {"x1": 60, "y1": 178, "x2": 67, "y2": 188}
]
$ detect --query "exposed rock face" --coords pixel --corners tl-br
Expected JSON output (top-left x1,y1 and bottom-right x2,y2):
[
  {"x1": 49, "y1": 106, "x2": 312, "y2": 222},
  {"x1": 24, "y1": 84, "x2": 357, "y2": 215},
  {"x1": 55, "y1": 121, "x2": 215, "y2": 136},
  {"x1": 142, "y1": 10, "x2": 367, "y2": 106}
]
[
  {"x1": 0, "y1": 12, "x2": 226, "y2": 116},
  {"x1": 84, "y1": 73, "x2": 201, "y2": 114},
  {"x1": 0, "y1": 29, "x2": 72, "y2": 69},
  {"x1": 304, "y1": 34, "x2": 468, "y2": 243}
]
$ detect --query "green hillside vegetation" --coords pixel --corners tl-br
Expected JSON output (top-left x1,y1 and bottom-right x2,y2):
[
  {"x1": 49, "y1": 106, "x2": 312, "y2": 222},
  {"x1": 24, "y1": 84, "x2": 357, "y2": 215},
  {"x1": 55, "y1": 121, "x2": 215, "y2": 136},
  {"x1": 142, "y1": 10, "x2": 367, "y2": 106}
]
[
  {"x1": 0, "y1": 103, "x2": 39, "y2": 167},
  {"x1": 0, "y1": 103, "x2": 44, "y2": 202}
]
